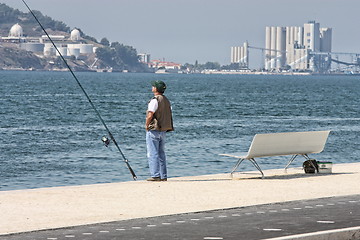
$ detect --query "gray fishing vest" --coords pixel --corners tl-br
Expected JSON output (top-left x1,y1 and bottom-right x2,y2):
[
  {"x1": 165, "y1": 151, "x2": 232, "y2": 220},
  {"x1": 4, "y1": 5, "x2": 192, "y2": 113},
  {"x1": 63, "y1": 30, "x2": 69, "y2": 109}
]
[{"x1": 148, "y1": 95, "x2": 174, "y2": 132}]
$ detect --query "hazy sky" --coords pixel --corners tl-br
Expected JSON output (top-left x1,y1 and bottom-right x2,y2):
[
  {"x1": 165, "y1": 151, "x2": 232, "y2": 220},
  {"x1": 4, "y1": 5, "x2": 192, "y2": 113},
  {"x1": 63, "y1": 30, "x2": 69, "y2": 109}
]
[{"x1": 1, "y1": 0, "x2": 360, "y2": 67}]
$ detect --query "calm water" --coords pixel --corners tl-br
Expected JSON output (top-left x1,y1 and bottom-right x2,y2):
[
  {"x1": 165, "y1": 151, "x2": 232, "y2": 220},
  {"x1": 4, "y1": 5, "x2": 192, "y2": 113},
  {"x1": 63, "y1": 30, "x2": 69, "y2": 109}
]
[{"x1": 0, "y1": 71, "x2": 359, "y2": 191}]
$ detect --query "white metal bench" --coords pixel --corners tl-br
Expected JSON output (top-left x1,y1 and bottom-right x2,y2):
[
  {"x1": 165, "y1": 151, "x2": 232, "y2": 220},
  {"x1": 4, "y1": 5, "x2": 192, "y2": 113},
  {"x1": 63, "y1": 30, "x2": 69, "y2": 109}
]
[{"x1": 221, "y1": 130, "x2": 331, "y2": 178}]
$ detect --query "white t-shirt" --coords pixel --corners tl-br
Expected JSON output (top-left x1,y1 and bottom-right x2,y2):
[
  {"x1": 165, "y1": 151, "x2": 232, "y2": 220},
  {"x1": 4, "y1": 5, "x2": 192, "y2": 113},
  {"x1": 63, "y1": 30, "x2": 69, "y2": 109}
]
[{"x1": 147, "y1": 98, "x2": 158, "y2": 113}]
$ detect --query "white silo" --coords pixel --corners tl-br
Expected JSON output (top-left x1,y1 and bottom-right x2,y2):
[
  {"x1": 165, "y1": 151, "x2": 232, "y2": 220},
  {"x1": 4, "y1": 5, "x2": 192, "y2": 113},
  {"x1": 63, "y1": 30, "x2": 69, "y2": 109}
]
[
  {"x1": 299, "y1": 49, "x2": 304, "y2": 69},
  {"x1": 231, "y1": 46, "x2": 240, "y2": 63},
  {"x1": 320, "y1": 28, "x2": 332, "y2": 52},
  {"x1": 243, "y1": 41, "x2": 249, "y2": 68},
  {"x1": 240, "y1": 46, "x2": 244, "y2": 65},
  {"x1": 296, "y1": 26, "x2": 303, "y2": 46},
  {"x1": 276, "y1": 27, "x2": 282, "y2": 69},
  {"x1": 270, "y1": 27, "x2": 277, "y2": 69},
  {"x1": 235, "y1": 47, "x2": 239, "y2": 63},
  {"x1": 231, "y1": 47, "x2": 235, "y2": 63},
  {"x1": 265, "y1": 26, "x2": 271, "y2": 70},
  {"x1": 276, "y1": 27, "x2": 286, "y2": 69},
  {"x1": 290, "y1": 27, "x2": 295, "y2": 47}
]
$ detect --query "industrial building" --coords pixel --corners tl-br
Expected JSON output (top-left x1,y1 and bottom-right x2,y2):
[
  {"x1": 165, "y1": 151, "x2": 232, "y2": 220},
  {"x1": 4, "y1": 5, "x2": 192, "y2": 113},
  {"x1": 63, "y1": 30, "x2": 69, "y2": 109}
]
[
  {"x1": 231, "y1": 21, "x2": 337, "y2": 73},
  {"x1": 0, "y1": 23, "x2": 96, "y2": 59},
  {"x1": 266, "y1": 21, "x2": 332, "y2": 72},
  {"x1": 230, "y1": 41, "x2": 249, "y2": 68}
]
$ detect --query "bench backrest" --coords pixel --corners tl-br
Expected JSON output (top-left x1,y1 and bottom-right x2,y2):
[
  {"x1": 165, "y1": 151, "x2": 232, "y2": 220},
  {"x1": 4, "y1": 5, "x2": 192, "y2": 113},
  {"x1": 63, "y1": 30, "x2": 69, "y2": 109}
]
[{"x1": 246, "y1": 130, "x2": 330, "y2": 159}]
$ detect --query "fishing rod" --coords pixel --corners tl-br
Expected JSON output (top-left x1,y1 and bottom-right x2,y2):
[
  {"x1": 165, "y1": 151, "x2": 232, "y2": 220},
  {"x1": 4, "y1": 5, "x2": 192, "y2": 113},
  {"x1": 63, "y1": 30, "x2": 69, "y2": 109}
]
[{"x1": 21, "y1": 0, "x2": 137, "y2": 180}]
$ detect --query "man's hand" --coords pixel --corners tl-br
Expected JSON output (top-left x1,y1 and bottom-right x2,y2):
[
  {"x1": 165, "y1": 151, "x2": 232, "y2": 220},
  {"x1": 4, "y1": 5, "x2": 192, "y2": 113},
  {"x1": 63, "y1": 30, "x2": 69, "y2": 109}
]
[{"x1": 145, "y1": 111, "x2": 154, "y2": 131}]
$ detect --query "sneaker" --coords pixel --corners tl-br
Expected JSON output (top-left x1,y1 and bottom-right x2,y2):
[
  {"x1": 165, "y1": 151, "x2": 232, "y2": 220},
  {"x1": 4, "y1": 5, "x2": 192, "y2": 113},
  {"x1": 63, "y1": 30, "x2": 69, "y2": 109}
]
[
  {"x1": 160, "y1": 178, "x2": 167, "y2": 181},
  {"x1": 146, "y1": 177, "x2": 161, "y2": 181}
]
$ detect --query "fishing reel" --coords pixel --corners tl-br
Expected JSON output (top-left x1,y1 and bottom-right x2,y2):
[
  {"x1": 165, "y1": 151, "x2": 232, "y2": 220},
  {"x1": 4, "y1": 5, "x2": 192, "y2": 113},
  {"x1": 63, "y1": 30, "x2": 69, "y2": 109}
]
[{"x1": 101, "y1": 136, "x2": 111, "y2": 147}]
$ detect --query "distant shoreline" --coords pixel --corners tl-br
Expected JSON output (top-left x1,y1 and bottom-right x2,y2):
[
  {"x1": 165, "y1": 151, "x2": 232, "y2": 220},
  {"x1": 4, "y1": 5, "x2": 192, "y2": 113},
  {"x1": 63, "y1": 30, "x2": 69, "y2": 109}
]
[{"x1": 1, "y1": 67, "x2": 360, "y2": 76}]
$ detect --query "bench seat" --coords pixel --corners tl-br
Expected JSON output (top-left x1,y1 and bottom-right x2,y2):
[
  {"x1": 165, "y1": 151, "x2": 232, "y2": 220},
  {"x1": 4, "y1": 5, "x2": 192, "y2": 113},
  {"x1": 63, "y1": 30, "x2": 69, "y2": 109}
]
[{"x1": 221, "y1": 130, "x2": 331, "y2": 178}]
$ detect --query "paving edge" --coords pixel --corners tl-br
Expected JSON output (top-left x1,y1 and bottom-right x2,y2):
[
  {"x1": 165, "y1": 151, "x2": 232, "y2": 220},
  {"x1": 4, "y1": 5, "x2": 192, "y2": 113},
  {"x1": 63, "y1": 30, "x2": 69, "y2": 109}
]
[{"x1": 263, "y1": 226, "x2": 360, "y2": 240}]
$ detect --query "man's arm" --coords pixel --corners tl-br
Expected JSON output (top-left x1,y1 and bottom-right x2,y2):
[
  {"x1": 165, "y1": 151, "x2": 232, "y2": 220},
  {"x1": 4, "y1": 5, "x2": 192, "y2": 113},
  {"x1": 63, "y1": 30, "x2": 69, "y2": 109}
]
[{"x1": 145, "y1": 111, "x2": 154, "y2": 131}]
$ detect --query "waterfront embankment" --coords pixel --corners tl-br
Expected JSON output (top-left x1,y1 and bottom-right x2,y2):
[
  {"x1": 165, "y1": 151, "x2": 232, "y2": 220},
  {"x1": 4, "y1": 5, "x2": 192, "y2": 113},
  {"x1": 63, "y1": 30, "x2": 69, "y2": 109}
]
[{"x1": 1, "y1": 163, "x2": 360, "y2": 236}]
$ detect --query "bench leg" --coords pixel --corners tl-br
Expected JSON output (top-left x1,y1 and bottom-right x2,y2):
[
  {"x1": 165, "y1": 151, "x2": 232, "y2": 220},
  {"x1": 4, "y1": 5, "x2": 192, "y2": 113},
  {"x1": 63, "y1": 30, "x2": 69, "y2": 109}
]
[
  {"x1": 230, "y1": 158, "x2": 264, "y2": 179},
  {"x1": 285, "y1": 154, "x2": 298, "y2": 171},
  {"x1": 249, "y1": 158, "x2": 265, "y2": 179},
  {"x1": 230, "y1": 158, "x2": 245, "y2": 176}
]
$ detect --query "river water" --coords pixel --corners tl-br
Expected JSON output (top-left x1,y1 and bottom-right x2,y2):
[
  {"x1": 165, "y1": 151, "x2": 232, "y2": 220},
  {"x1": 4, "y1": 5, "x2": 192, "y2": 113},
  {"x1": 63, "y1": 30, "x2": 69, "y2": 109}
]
[{"x1": 0, "y1": 71, "x2": 359, "y2": 190}]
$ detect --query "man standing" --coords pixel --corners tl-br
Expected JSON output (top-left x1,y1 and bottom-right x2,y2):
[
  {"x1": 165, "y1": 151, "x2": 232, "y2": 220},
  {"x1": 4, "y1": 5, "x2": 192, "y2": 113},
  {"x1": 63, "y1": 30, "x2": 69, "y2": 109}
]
[{"x1": 145, "y1": 80, "x2": 174, "y2": 181}]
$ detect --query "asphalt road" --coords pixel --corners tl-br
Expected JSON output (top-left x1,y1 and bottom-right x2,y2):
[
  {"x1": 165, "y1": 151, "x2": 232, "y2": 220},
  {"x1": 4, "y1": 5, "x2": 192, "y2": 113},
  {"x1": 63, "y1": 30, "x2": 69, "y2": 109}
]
[{"x1": 2, "y1": 195, "x2": 360, "y2": 240}]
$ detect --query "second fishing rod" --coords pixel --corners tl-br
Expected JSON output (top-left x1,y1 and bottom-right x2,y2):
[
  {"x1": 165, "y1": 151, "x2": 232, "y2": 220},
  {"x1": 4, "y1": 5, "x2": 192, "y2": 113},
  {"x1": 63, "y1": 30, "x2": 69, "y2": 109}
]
[{"x1": 21, "y1": 0, "x2": 137, "y2": 180}]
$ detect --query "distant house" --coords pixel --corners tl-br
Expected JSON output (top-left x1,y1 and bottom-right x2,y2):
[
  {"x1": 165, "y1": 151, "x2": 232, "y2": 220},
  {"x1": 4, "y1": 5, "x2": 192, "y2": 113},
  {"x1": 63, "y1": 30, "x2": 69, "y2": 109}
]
[{"x1": 149, "y1": 59, "x2": 181, "y2": 70}]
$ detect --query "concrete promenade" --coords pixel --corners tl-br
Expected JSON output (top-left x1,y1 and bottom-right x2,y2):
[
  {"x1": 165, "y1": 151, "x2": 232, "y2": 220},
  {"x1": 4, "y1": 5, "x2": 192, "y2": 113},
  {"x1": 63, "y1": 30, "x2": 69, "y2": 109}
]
[{"x1": 1, "y1": 163, "x2": 360, "y2": 236}]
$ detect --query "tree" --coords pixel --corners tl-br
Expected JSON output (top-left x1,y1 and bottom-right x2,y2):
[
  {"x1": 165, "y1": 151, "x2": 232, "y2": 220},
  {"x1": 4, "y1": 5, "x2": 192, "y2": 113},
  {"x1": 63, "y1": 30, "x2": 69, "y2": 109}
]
[
  {"x1": 204, "y1": 62, "x2": 220, "y2": 70},
  {"x1": 95, "y1": 42, "x2": 144, "y2": 71},
  {"x1": 100, "y1": 38, "x2": 110, "y2": 47}
]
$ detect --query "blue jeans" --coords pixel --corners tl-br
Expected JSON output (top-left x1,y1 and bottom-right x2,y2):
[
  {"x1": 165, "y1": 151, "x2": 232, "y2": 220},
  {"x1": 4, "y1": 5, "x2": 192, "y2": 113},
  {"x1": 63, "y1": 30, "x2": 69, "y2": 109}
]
[{"x1": 146, "y1": 130, "x2": 167, "y2": 179}]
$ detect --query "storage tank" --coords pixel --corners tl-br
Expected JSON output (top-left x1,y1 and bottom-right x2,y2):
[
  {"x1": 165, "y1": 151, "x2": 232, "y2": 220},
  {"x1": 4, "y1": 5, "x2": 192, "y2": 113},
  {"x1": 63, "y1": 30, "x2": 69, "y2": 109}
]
[
  {"x1": 9, "y1": 23, "x2": 23, "y2": 37},
  {"x1": 79, "y1": 44, "x2": 93, "y2": 54},
  {"x1": 70, "y1": 29, "x2": 81, "y2": 41},
  {"x1": 56, "y1": 47, "x2": 68, "y2": 56},
  {"x1": 44, "y1": 43, "x2": 56, "y2": 56},
  {"x1": 21, "y1": 43, "x2": 44, "y2": 53},
  {"x1": 68, "y1": 48, "x2": 80, "y2": 58}
]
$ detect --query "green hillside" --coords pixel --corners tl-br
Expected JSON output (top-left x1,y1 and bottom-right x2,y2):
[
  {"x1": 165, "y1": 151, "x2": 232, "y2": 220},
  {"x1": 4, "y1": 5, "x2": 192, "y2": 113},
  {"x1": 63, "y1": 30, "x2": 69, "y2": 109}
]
[
  {"x1": 0, "y1": 3, "x2": 149, "y2": 72},
  {"x1": 0, "y1": 3, "x2": 69, "y2": 37}
]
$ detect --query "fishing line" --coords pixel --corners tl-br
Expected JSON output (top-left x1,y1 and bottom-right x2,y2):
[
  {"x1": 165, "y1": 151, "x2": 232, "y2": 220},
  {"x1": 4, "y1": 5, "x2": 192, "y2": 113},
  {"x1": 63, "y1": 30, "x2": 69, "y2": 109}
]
[{"x1": 22, "y1": 0, "x2": 137, "y2": 180}]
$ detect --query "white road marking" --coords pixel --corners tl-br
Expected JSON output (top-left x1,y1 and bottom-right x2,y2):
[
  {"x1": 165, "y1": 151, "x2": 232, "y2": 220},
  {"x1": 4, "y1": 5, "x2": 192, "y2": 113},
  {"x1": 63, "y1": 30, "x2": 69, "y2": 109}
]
[
  {"x1": 205, "y1": 216, "x2": 215, "y2": 219},
  {"x1": 269, "y1": 210, "x2": 278, "y2": 213},
  {"x1": 263, "y1": 228, "x2": 282, "y2": 231},
  {"x1": 293, "y1": 208, "x2": 302, "y2": 210},
  {"x1": 147, "y1": 225, "x2": 157, "y2": 227},
  {"x1": 65, "y1": 236, "x2": 75, "y2": 238},
  {"x1": 264, "y1": 226, "x2": 360, "y2": 240},
  {"x1": 218, "y1": 215, "x2": 227, "y2": 218},
  {"x1": 257, "y1": 211, "x2": 266, "y2": 214},
  {"x1": 116, "y1": 228, "x2": 126, "y2": 231},
  {"x1": 231, "y1": 214, "x2": 241, "y2": 216},
  {"x1": 47, "y1": 238, "x2": 57, "y2": 240},
  {"x1": 316, "y1": 204, "x2": 324, "y2": 207},
  {"x1": 99, "y1": 230, "x2": 109, "y2": 233},
  {"x1": 162, "y1": 222, "x2": 171, "y2": 225},
  {"x1": 82, "y1": 233, "x2": 92, "y2": 235},
  {"x1": 349, "y1": 200, "x2": 358, "y2": 203},
  {"x1": 176, "y1": 220, "x2": 186, "y2": 223},
  {"x1": 191, "y1": 218, "x2": 200, "y2": 221},
  {"x1": 317, "y1": 220, "x2": 335, "y2": 224},
  {"x1": 327, "y1": 203, "x2": 335, "y2": 206},
  {"x1": 245, "y1": 212, "x2": 253, "y2": 215},
  {"x1": 204, "y1": 237, "x2": 224, "y2": 240},
  {"x1": 281, "y1": 209, "x2": 290, "y2": 211},
  {"x1": 305, "y1": 206, "x2": 313, "y2": 208},
  {"x1": 132, "y1": 227, "x2": 142, "y2": 229}
]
